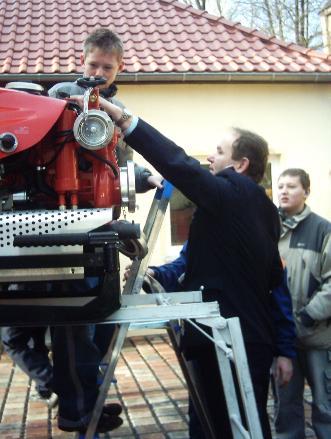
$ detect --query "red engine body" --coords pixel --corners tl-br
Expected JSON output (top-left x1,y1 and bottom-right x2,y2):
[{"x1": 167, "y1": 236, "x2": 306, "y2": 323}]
[{"x1": 0, "y1": 87, "x2": 121, "y2": 209}]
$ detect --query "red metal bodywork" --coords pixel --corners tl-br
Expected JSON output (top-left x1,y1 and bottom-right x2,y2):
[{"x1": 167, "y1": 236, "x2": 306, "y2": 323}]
[
  {"x1": 0, "y1": 87, "x2": 121, "y2": 209},
  {"x1": 0, "y1": 88, "x2": 66, "y2": 157}
]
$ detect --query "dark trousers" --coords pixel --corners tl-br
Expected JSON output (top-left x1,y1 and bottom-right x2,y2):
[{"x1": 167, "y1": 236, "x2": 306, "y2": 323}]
[
  {"x1": 51, "y1": 323, "x2": 116, "y2": 423},
  {"x1": 1, "y1": 326, "x2": 52, "y2": 393},
  {"x1": 188, "y1": 342, "x2": 273, "y2": 439},
  {"x1": 51, "y1": 325, "x2": 101, "y2": 424},
  {"x1": 50, "y1": 280, "x2": 117, "y2": 424},
  {"x1": 91, "y1": 323, "x2": 116, "y2": 360}
]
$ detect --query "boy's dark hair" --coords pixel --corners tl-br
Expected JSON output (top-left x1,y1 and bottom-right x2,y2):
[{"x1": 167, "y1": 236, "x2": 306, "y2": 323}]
[
  {"x1": 231, "y1": 128, "x2": 269, "y2": 183},
  {"x1": 278, "y1": 168, "x2": 310, "y2": 192},
  {"x1": 84, "y1": 28, "x2": 124, "y2": 59}
]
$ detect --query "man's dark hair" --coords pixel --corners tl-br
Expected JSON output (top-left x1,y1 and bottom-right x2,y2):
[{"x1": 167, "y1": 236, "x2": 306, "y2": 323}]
[
  {"x1": 278, "y1": 168, "x2": 310, "y2": 192},
  {"x1": 231, "y1": 128, "x2": 269, "y2": 183},
  {"x1": 84, "y1": 28, "x2": 124, "y2": 59}
]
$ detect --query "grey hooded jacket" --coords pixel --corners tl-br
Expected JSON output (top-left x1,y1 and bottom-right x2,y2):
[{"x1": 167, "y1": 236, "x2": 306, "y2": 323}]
[{"x1": 279, "y1": 205, "x2": 331, "y2": 349}]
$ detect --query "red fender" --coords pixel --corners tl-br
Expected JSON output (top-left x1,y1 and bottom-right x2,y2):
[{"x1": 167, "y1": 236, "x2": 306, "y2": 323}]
[{"x1": 0, "y1": 88, "x2": 66, "y2": 159}]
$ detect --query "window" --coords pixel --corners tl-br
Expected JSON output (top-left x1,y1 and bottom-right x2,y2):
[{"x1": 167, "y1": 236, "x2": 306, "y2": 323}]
[
  {"x1": 261, "y1": 162, "x2": 273, "y2": 199},
  {"x1": 169, "y1": 164, "x2": 208, "y2": 245}
]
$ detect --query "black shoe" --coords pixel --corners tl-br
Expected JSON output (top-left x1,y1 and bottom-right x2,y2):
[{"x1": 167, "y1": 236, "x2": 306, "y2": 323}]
[
  {"x1": 58, "y1": 413, "x2": 123, "y2": 433},
  {"x1": 30, "y1": 388, "x2": 58, "y2": 408},
  {"x1": 103, "y1": 402, "x2": 122, "y2": 416},
  {"x1": 34, "y1": 388, "x2": 52, "y2": 399}
]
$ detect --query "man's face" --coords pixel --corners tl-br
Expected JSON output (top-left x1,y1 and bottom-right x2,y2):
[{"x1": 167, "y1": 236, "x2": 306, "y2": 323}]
[
  {"x1": 81, "y1": 48, "x2": 124, "y2": 90},
  {"x1": 277, "y1": 175, "x2": 307, "y2": 216},
  {"x1": 207, "y1": 131, "x2": 239, "y2": 175}
]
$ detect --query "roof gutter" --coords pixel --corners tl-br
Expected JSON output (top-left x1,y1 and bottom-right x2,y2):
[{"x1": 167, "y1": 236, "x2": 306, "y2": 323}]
[
  {"x1": 0, "y1": 72, "x2": 331, "y2": 84},
  {"x1": 119, "y1": 72, "x2": 331, "y2": 83}
]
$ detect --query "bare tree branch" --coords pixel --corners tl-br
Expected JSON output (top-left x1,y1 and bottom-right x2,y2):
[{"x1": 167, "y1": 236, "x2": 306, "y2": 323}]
[{"x1": 179, "y1": 0, "x2": 324, "y2": 48}]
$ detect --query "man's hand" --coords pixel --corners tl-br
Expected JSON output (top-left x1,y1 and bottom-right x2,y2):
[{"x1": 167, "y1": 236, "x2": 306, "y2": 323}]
[
  {"x1": 122, "y1": 265, "x2": 155, "y2": 282},
  {"x1": 273, "y1": 356, "x2": 293, "y2": 386},
  {"x1": 147, "y1": 175, "x2": 163, "y2": 189}
]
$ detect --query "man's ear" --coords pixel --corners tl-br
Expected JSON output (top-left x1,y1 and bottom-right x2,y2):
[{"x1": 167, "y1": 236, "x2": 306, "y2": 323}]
[
  {"x1": 234, "y1": 157, "x2": 250, "y2": 175},
  {"x1": 118, "y1": 60, "x2": 124, "y2": 73}
]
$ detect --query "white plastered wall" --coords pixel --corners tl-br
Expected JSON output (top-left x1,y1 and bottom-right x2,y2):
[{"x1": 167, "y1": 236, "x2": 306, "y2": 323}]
[{"x1": 118, "y1": 82, "x2": 331, "y2": 267}]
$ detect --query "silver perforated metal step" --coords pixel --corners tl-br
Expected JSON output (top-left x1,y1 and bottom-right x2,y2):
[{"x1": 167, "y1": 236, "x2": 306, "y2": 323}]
[{"x1": 0, "y1": 208, "x2": 113, "y2": 256}]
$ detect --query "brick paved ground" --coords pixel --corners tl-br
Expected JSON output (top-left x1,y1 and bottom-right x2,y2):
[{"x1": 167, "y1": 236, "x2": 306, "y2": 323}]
[{"x1": 0, "y1": 333, "x2": 316, "y2": 439}]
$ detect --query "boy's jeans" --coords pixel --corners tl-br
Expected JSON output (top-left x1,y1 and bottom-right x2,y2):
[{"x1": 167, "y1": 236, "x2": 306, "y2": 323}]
[{"x1": 274, "y1": 348, "x2": 331, "y2": 439}]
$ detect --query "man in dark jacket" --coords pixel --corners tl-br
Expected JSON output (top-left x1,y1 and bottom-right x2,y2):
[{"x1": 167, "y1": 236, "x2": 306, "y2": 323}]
[{"x1": 69, "y1": 98, "x2": 285, "y2": 438}]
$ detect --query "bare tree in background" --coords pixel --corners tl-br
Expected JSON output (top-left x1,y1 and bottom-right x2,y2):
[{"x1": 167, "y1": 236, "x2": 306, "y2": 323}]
[
  {"x1": 181, "y1": 0, "x2": 325, "y2": 48},
  {"x1": 183, "y1": 0, "x2": 224, "y2": 15}
]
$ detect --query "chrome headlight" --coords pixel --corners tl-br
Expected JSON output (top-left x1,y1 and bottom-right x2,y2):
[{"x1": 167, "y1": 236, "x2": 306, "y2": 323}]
[{"x1": 73, "y1": 109, "x2": 115, "y2": 150}]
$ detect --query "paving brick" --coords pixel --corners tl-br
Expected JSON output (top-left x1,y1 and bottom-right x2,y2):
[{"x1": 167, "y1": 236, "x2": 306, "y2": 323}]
[
  {"x1": 138, "y1": 434, "x2": 165, "y2": 439},
  {"x1": 135, "y1": 423, "x2": 161, "y2": 434},
  {"x1": 0, "y1": 335, "x2": 316, "y2": 438}
]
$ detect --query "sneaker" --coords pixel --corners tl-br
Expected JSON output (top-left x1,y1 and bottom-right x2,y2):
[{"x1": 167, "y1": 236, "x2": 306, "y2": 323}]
[
  {"x1": 32, "y1": 388, "x2": 52, "y2": 399},
  {"x1": 30, "y1": 388, "x2": 58, "y2": 408},
  {"x1": 58, "y1": 413, "x2": 123, "y2": 433},
  {"x1": 103, "y1": 402, "x2": 122, "y2": 416}
]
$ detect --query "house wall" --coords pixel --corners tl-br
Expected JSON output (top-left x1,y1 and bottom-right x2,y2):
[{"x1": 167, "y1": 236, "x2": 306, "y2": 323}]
[{"x1": 116, "y1": 82, "x2": 331, "y2": 266}]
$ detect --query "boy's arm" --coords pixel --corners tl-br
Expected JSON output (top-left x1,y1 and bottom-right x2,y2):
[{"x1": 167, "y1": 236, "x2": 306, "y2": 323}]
[
  {"x1": 271, "y1": 272, "x2": 296, "y2": 386},
  {"x1": 271, "y1": 272, "x2": 296, "y2": 359},
  {"x1": 301, "y1": 232, "x2": 331, "y2": 324},
  {"x1": 48, "y1": 82, "x2": 84, "y2": 98},
  {"x1": 150, "y1": 243, "x2": 188, "y2": 292}
]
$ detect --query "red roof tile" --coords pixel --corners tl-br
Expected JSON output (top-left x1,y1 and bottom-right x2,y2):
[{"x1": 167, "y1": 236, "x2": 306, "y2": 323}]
[{"x1": 0, "y1": 0, "x2": 331, "y2": 77}]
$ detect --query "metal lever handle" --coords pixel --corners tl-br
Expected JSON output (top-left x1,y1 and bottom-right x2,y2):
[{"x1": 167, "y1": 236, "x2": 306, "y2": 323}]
[{"x1": 77, "y1": 76, "x2": 107, "y2": 88}]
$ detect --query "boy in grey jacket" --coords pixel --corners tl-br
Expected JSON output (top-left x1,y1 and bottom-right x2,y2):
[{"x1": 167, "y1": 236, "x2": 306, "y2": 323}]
[{"x1": 275, "y1": 168, "x2": 331, "y2": 439}]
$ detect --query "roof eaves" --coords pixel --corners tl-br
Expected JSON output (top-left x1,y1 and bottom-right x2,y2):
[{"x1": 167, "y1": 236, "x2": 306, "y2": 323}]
[
  {"x1": 1, "y1": 72, "x2": 331, "y2": 84},
  {"x1": 118, "y1": 71, "x2": 331, "y2": 83}
]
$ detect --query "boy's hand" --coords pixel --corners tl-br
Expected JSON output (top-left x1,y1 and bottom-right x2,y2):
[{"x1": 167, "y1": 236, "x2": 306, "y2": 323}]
[
  {"x1": 273, "y1": 356, "x2": 293, "y2": 386},
  {"x1": 65, "y1": 95, "x2": 84, "y2": 109},
  {"x1": 122, "y1": 264, "x2": 132, "y2": 282},
  {"x1": 147, "y1": 175, "x2": 163, "y2": 189}
]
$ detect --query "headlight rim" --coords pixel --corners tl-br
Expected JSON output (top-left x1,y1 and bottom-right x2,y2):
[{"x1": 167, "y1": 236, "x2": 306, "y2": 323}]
[{"x1": 73, "y1": 109, "x2": 115, "y2": 150}]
